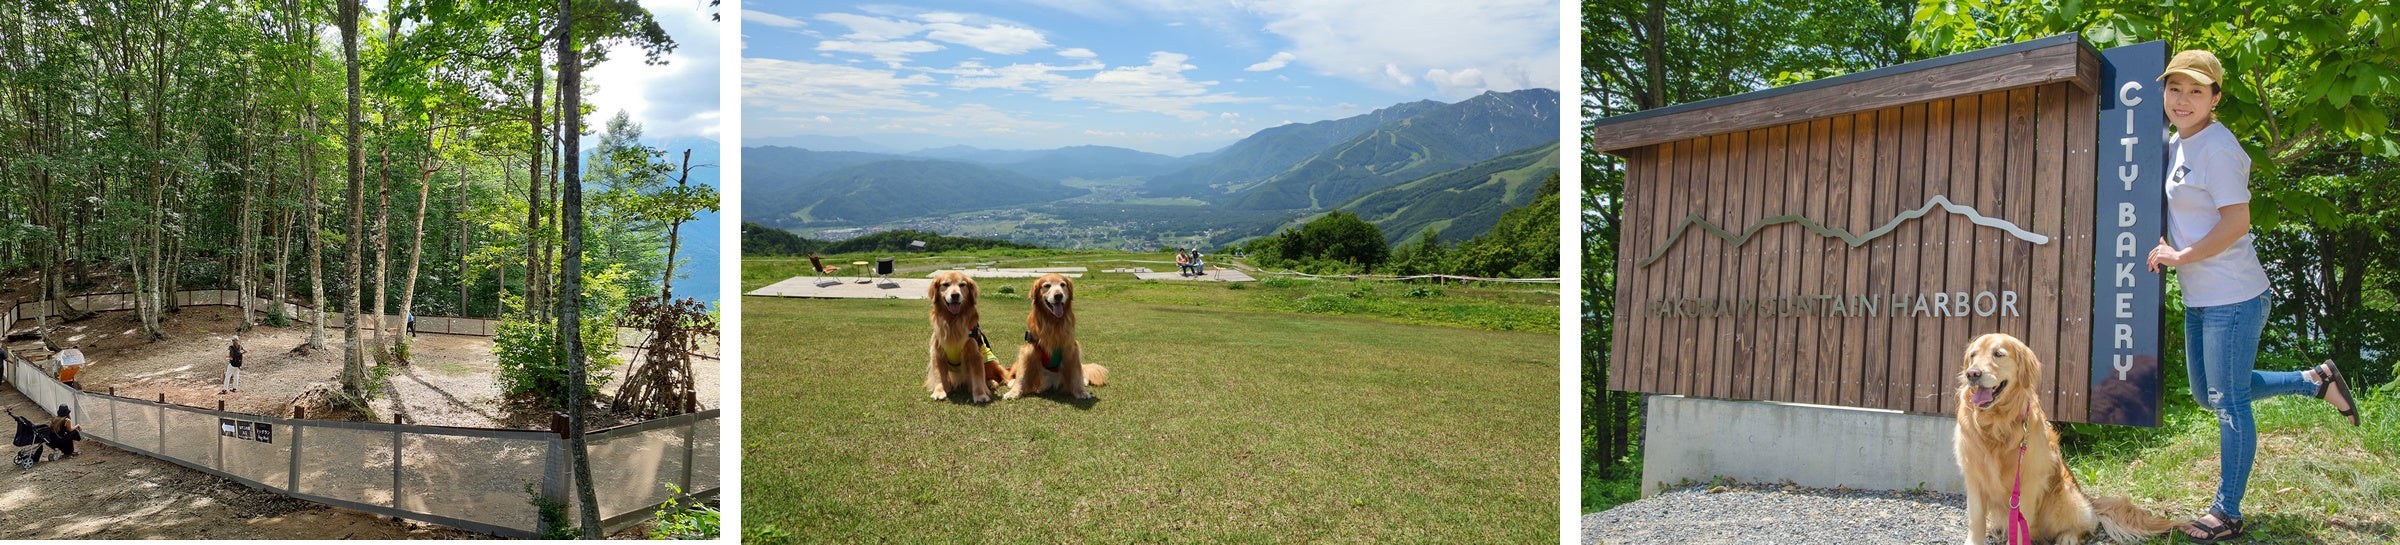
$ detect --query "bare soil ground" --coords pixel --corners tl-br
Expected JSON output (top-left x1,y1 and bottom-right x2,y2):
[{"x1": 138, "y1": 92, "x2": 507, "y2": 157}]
[
  {"x1": 51, "y1": 306, "x2": 717, "y2": 429},
  {"x1": 0, "y1": 388, "x2": 482, "y2": 539},
  {"x1": 2, "y1": 304, "x2": 719, "y2": 539}
]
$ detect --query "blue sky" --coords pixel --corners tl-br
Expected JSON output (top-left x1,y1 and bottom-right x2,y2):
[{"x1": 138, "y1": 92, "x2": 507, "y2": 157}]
[{"x1": 741, "y1": 1, "x2": 1559, "y2": 156}]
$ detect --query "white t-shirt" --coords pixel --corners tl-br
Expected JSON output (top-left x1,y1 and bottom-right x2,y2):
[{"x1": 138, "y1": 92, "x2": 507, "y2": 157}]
[{"x1": 2164, "y1": 122, "x2": 2270, "y2": 308}]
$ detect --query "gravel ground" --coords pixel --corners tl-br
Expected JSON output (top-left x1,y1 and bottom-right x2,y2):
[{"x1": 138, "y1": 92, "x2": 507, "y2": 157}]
[{"x1": 1584, "y1": 482, "x2": 1975, "y2": 545}]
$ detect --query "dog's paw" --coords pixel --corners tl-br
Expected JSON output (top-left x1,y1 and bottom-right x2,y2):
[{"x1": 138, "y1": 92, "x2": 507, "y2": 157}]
[
  {"x1": 1072, "y1": 389, "x2": 1093, "y2": 400},
  {"x1": 929, "y1": 388, "x2": 948, "y2": 400},
  {"x1": 972, "y1": 392, "x2": 991, "y2": 403},
  {"x1": 1001, "y1": 388, "x2": 1022, "y2": 400}
]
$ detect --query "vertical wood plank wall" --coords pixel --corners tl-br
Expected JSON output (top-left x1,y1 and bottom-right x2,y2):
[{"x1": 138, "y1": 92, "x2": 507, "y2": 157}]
[{"x1": 1609, "y1": 83, "x2": 2100, "y2": 421}]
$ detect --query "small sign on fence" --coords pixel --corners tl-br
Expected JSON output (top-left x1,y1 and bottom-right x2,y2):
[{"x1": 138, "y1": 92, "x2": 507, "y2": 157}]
[{"x1": 220, "y1": 417, "x2": 273, "y2": 443}]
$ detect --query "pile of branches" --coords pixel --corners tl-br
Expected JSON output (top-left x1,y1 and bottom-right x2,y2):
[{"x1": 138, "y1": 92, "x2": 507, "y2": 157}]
[{"x1": 610, "y1": 296, "x2": 717, "y2": 419}]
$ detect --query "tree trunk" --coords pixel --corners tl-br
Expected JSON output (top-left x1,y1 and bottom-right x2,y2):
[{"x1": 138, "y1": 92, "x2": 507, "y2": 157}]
[
  {"x1": 526, "y1": 61, "x2": 546, "y2": 317},
  {"x1": 374, "y1": 133, "x2": 393, "y2": 357},
  {"x1": 302, "y1": 0, "x2": 327, "y2": 351},
  {"x1": 340, "y1": 0, "x2": 368, "y2": 398},
  {"x1": 398, "y1": 125, "x2": 442, "y2": 364},
  {"x1": 557, "y1": 1, "x2": 603, "y2": 535}
]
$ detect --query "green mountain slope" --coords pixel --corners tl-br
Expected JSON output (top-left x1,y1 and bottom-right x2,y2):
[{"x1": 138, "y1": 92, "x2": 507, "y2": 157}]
[
  {"x1": 1341, "y1": 140, "x2": 1561, "y2": 245},
  {"x1": 763, "y1": 159, "x2": 1085, "y2": 226},
  {"x1": 1225, "y1": 88, "x2": 1560, "y2": 210},
  {"x1": 1142, "y1": 100, "x2": 1444, "y2": 198},
  {"x1": 740, "y1": 146, "x2": 909, "y2": 220}
]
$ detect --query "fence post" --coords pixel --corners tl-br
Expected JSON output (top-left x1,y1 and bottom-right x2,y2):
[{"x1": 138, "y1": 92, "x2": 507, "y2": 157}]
[
  {"x1": 391, "y1": 426, "x2": 403, "y2": 509},
  {"x1": 287, "y1": 416, "x2": 303, "y2": 492},
  {"x1": 536, "y1": 413, "x2": 570, "y2": 537},
  {"x1": 156, "y1": 400, "x2": 166, "y2": 456},
  {"x1": 680, "y1": 418, "x2": 696, "y2": 493}
]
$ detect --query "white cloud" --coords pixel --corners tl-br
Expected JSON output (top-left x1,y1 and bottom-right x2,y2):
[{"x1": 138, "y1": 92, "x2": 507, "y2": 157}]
[
  {"x1": 747, "y1": 9, "x2": 804, "y2": 28},
  {"x1": 741, "y1": 58, "x2": 938, "y2": 120},
  {"x1": 1244, "y1": 51, "x2": 1295, "y2": 72},
  {"x1": 1382, "y1": 63, "x2": 1415, "y2": 86},
  {"x1": 1424, "y1": 67, "x2": 1485, "y2": 95},
  {"x1": 817, "y1": 40, "x2": 943, "y2": 62},
  {"x1": 881, "y1": 103, "x2": 1068, "y2": 134},
  {"x1": 817, "y1": 13, "x2": 923, "y2": 41},
  {"x1": 922, "y1": 21, "x2": 1050, "y2": 54},
  {"x1": 939, "y1": 60, "x2": 1106, "y2": 91},
  {"x1": 580, "y1": 0, "x2": 722, "y2": 141},
  {"x1": 1057, "y1": 47, "x2": 1097, "y2": 59},
  {"x1": 1246, "y1": 0, "x2": 1559, "y2": 96},
  {"x1": 1043, "y1": 52, "x2": 1250, "y2": 121},
  {"x1": 814, "y1": 115, "x2": 832, "y2": 123}
]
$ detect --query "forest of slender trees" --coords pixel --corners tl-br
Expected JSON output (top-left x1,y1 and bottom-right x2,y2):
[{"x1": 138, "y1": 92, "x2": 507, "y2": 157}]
[{"x1": 0, "y1": 0, "x2": 710, "y2": 403}]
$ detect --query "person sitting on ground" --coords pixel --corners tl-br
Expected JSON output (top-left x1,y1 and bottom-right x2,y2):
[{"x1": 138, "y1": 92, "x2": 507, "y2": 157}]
[
  {"x1": 221, "y1": 335, "x2": 244, "y2": 395},
  {"x1": 33, "y1": 405, "x2": 79, "y2": 461}
]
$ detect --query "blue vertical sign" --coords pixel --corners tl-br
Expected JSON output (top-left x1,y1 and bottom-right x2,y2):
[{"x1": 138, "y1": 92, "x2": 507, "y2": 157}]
[{"x1": 2091, "y1": 40, "x2": 2167, "y2": 427}]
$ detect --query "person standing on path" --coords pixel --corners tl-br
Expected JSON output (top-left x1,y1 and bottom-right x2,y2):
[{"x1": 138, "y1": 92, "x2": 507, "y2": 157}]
[
  {"x1": 2142, "y1": 49, "x2": 2363, "y2": 543},
  {"x1": 220, "y1": 336, "x2": 245, "y2": 395}
]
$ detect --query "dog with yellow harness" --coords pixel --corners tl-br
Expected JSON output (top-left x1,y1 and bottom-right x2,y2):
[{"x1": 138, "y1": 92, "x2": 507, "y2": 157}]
[{"x1": 926, "y1": 271, "x2": 1006, "y2": 403}]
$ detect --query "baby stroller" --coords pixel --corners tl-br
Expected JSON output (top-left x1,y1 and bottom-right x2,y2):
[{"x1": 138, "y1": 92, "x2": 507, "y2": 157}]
[{"x1": 9, "y1": 408, "x2": 40, "y2": 469}]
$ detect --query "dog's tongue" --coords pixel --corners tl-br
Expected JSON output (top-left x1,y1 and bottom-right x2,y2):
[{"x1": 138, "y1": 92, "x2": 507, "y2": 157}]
[
  {"x1": 1971, "y1": 387, "x2": 1995, "y2": 406},
  {"x1": 946, "y1": 301, "x2": 962, "y2": 314},
  {"x1": 1047, "y1": 301, "x2": 1065, "y2": 318}
]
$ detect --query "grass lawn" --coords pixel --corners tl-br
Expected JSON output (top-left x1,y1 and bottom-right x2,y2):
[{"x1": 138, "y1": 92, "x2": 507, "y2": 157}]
[
  {"x1": 2061, "y1": 380, "x2": 2400, "y2": 544},
  {"x1": 741, "y1": 262, "x2": 1559, "y2": 543}
]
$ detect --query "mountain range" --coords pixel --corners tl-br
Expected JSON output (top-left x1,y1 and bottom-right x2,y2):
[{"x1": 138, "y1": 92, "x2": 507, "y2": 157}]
[{"x1": 742, "y1": 88, "x2": 1560, "y2": 248}]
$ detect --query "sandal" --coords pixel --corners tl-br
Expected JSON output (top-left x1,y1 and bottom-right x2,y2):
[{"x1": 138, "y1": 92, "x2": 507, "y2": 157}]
[
  {"x1": 2181, "y1": 509, "x2": 2245, "y2": 543},
  {"x1": 2312, "y1": 362, "x2": 2361, "y2": 427}
]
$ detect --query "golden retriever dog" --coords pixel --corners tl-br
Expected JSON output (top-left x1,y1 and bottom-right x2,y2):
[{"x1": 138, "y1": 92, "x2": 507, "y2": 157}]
[
  {"x1": 1004, "y1": 274, "x2": 1108, "y2": 399},
  {"x1": 1956, "y1": 333, "x2": 2178, "y2": 545},
  {"x1": 926, "y1": 271, "x2": 997, "y2": 403}
]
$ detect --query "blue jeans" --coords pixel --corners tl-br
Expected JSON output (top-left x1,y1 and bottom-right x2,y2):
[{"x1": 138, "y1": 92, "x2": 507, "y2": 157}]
[{"x1": 2183, "y1": 292, "x2": 2315, "y2": 519}]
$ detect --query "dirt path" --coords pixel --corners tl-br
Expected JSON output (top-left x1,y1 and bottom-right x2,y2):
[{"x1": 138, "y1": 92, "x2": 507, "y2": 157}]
[
  {"x1": 0, "y1": 388, "x2": 481, "y2": 539},
  {"x1": 53, "y1": 307, "x2": 717, "y2": 429}
]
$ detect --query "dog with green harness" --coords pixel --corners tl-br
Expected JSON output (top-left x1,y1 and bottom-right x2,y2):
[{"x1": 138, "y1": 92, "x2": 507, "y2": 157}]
[{"x1": 1005, "y1": 274, "x2": 1109, "y2": 400}]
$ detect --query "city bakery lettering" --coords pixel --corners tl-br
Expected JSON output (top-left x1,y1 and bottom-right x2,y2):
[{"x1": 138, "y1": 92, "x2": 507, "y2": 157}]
[{"x1": 1595, "y1": 34, "x2": 2167, "y2": 426}]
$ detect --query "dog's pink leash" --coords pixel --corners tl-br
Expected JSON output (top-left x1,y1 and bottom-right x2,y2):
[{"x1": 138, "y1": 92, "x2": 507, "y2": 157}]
[{"x1": 2006, "y1": 396, "x2": 2032, "y2": 545}]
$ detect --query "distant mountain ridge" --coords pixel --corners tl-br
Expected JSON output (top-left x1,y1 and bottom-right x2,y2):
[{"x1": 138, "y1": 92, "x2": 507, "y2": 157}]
[
  {"x1": 1141, "y1": 100, "x2": 1445, "y2": 199},
  {"x1": 1223, "y1": 88, "x2": 1560, "y2": 210},
  {"x1": 738, "y1": 89, "x2": 1562, "y2": 251},
  {"x1": 1340, "y1": 140, "x2": 1560, "y2": 244},
  {"x1": 754, "y1": 158, "x2": 1084, "y2": 226}
]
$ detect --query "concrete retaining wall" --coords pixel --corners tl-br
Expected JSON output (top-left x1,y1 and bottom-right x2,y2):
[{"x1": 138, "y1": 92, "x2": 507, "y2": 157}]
[{"x1": 1641, "y1": 395, "x2": 1964, "y2": 496}]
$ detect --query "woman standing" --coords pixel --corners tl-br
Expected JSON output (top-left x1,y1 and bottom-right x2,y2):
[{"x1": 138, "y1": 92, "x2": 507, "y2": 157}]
[{"x1": 2144, "y1": 49, "x2": 2362, "y2": 542}]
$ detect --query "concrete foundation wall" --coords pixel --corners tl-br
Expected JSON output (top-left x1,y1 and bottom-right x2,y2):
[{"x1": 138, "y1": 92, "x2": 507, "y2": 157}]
[{"x1": 1642, "y1": 395, "x2": 1964, "y2": 496}]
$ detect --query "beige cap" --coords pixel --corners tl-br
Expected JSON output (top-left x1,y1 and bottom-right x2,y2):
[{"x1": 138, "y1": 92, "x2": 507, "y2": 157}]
[{"x1": 2159, "y1": 49, "x2": 2224, "y2": 86}]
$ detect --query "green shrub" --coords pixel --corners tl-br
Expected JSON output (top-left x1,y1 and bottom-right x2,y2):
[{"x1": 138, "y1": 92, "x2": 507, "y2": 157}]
[
  {"x1": 1405, "y1": 285, "x2": 1443, "y2": 298},
  {"x1": 528, "y1": 483, "x2": 578, "y2": 539},
  {"x1": 1226, "y1": 282, "x2": 1247, "y2": 290},
  {"x1": 648, "y1": 484, "x2": 719, "y2": 539}
]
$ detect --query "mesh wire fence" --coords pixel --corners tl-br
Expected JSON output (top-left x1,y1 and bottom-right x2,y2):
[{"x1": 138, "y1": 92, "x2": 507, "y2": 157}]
[
  {"x1": 294, "y1": 424, "x2": 400, "y2": 508},
  {"x1": 2, "y1": 329, "x2": 717, "y2": 537}
]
